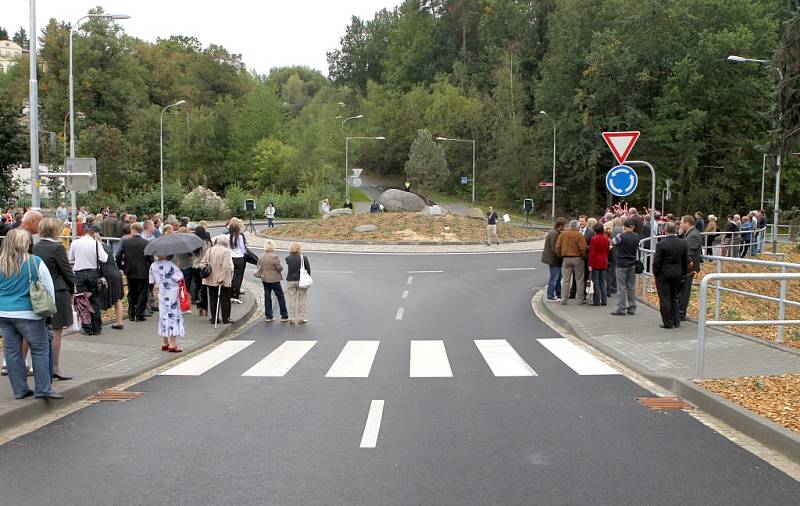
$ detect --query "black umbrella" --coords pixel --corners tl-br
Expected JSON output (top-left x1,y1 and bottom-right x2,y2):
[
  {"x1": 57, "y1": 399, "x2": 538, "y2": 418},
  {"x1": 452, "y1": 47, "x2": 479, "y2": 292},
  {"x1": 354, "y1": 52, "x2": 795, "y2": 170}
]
[{"x1": 144, "y1": 233, "x2": 205, "y2": 257}]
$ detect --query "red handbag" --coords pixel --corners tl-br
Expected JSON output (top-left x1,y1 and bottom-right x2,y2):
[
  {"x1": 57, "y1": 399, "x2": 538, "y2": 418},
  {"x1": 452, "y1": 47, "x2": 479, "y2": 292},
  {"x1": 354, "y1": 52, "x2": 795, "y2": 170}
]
[{"x1": 178, "y1": 279, "x2": 191, "y2": 312}]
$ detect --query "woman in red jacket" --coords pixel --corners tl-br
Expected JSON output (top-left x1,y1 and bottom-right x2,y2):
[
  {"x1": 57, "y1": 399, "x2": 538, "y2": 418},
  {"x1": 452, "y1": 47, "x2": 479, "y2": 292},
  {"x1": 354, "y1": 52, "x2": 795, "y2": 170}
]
[{"x1": 588, "y1": 223, "x2": 611, "y2": 306}]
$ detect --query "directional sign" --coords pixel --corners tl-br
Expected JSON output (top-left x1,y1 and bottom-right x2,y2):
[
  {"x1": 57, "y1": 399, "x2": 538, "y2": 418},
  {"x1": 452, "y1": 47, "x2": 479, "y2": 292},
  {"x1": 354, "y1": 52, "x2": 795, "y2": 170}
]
[
  {"x1": 538, "y1": 181, "x2": 554, "y2": 187},
  {"x1": 65, "y1": 157, "x2": 97, "y2": 192},
  {"x1": 460, "y1": 176, "x2": 469, "y2": 185},
  {"x1": 351, "y1": 177, "x2": 362, "y2": 188},
  {"x1": 352, "y1": 168, "x2": 363, "y2": 178},
  {"x1": 606, "y1": 164, "x2": 638, "y2": 197},
  {"x1": 602, "y1": 131, "x2": 640, "y2": 165}
]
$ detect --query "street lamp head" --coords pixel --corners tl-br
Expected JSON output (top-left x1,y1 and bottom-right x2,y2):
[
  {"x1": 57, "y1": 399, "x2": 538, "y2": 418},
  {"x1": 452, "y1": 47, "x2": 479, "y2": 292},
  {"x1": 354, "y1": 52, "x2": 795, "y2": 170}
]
[
  {"x1": 174, "y1": 100, "x2": 187, "y2": 106},
  {"x1": 355, "y1": 114, "x2": 364, "y2": 119},
  {"x1": 335, "y1": 115, "x2": 343, "y2": 119},
  {"x1": 374, "y1": 136, "x2": 386, "y2": 140},
  {"x1": 539, "y1": 110, "x2": 548, "y2": 115},
  {"x1": 435, "y1": 137, "x2": 447, "y2": 141},
  {"x1": 337, "y1": 102, "x2": 346, "y2": 107},
  {"x1": 727, "y1": 55, "x2": 747, "y2": 63},
  {"x1": 109, "y1": 14, "x2": 131, "y2": 20}
]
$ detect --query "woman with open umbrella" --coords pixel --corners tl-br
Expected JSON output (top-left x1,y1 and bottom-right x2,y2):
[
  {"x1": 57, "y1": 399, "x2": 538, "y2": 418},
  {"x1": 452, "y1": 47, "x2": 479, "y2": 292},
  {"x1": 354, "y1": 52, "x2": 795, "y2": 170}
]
[{"x1": 149, "y1": 255, "x2": 185, "y2": 352}]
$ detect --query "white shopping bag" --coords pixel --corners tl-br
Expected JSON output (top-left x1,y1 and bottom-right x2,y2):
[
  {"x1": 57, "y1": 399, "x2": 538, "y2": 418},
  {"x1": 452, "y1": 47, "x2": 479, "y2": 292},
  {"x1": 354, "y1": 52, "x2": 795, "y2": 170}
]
[
  {"x1": 587, "y1": 280, "x2": 594, "y2": 296},
  {"x1": 502, "y1": 213, "x2": 511, "y2": 223},
  {"x1": 70, "y1": 308, "x2": 81, "y2": 332}
]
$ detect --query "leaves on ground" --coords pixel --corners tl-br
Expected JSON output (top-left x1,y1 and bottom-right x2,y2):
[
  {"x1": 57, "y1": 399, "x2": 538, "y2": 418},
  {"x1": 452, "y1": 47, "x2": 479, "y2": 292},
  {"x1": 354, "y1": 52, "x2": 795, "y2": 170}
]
[{"x1": 702, "y1": 374, "x2": 800, "y2": 433}]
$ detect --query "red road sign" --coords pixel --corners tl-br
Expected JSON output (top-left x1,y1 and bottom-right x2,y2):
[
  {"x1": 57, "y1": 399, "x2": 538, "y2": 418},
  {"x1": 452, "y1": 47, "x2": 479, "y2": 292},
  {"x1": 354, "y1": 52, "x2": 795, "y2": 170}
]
[
  {"x1": 602, "y1": 131, "x2": 640, "y2": 165},
  {"x1": 538, "y1": 182, "x2": 554, "y2": 187}
]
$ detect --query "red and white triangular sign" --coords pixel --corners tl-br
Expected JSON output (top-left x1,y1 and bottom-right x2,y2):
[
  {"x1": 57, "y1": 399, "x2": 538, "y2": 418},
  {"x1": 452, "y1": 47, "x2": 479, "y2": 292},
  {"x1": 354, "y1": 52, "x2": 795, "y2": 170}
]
[{"x1": 602, "y1": 131, "x2": 640, "y2": 165}]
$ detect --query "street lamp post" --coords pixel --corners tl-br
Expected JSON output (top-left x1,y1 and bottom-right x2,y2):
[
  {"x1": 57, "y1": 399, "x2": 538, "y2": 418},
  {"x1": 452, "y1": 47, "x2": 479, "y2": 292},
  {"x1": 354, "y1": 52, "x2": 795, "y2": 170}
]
[
  {"x1": 160, "y1": 100, "x2": 187, "y2": 221},
  {"x1": 345, "y1": 136, "x2": 385, "y2": 199},
  {"x1": 29, "y1": 0, "x2": 40, "y2": 210},
  {"x1": 539, "y1": 111, "x2": 557, "y2": 220},
  {"x1": 436, "y1": 137, "x2": 476, "y2": 205},
  {"x1": 727, "y1": 55, "x2": 784, "y2": 254},
  {"x1": 69, "y1": 12, "x2": 130, "y2": 235}
]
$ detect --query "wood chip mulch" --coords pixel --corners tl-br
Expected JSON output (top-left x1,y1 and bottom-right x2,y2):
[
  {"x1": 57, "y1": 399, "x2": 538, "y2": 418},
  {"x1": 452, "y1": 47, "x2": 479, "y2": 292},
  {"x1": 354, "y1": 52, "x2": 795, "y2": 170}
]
[{"x1": 702, "y1": 374, "x2": 800, "y2": 433}]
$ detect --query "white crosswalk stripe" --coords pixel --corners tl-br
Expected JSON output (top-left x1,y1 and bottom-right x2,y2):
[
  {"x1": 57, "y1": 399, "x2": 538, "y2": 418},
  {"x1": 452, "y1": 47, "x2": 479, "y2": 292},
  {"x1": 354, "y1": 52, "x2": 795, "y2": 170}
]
[
  {"x1": 160, "y1": 340, "x2": 254, "y2": 376},
  {"x1": 474, "y1": 339, "x2": 537, "y2": 376},
  {"x1": 536, "y1": 338, "x2": 619, "y2": 375},
  {"x1": 409, "y1": 340, "x2": 453, "y2": 377},
  {"x1": 325, "y1": 341, "x2": 380, "y2": 378},
  {"x1": 241, "y1": 340, "x2": 317, "y2": 377}
]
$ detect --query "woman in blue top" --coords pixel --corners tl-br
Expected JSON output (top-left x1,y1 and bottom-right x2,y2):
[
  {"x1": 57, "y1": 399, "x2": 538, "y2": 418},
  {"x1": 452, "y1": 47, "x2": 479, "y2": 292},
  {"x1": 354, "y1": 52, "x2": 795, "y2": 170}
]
[{"x1": 0, "y1": 229, "x2": 61, "y2": 399}]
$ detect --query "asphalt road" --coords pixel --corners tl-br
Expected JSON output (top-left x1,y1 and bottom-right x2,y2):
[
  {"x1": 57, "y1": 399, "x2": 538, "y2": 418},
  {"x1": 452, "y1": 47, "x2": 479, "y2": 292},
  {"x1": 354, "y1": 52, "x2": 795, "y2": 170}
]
[{"x1": 0, "y1": 251, "x2": 798, "y2": 505}]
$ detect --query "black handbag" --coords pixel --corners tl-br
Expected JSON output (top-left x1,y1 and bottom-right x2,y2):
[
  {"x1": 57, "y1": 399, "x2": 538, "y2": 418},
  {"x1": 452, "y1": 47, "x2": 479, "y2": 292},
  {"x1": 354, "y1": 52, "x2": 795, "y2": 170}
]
[
  {"x1": 96, "y1": 241, "x2": 109, "y2": 293},
  {"x1": 244, "y1": 248, "x2": 259, "y2": 265},
  {"x1": 199, "y1": 264, "x2": 212, "y2": 279},
  {"x1": 634, "y1": 260, "x2": 644, "y2": 274}
]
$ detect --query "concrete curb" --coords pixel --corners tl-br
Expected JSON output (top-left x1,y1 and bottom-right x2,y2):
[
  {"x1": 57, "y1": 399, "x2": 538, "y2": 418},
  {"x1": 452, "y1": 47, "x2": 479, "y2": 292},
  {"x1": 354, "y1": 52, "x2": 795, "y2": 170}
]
[
  {"x1": 0, "y1": 293, "x2": 258, "y2": 432},
  {"x1": 533, "y1": 290, "x2": 800, "y2": 465}
]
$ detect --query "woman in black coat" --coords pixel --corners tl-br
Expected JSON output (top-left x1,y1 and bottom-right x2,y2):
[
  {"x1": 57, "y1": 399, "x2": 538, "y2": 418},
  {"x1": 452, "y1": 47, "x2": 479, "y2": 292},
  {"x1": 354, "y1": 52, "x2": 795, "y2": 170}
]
[{"x1": 32, "y1": 218, "x2": 75, "y2": 380}]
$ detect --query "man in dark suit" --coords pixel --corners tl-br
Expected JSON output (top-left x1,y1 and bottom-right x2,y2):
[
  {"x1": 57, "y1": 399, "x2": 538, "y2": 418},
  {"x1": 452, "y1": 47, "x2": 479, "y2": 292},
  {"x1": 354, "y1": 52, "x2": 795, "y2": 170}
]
[
  {"x1": 117, "y1": 222, "x2": 150, "y2": 321},
  {"x1": 653, "y1": 222, "x2": 688, "y2": 329},
  {"x1": 678, "y1": 215, "x2": 703, "y2": 321}
]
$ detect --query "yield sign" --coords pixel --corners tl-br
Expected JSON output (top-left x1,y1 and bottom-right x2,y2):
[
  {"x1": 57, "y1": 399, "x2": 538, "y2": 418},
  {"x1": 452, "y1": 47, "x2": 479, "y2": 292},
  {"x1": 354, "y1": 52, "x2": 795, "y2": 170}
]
[{"x1": 602, "y1": 131, "x2": 640, "y2": 165}]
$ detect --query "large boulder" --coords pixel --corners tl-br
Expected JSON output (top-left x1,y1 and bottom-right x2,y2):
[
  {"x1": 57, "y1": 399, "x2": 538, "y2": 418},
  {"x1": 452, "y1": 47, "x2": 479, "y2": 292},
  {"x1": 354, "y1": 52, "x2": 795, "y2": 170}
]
[
  {"x1": 321, "y1": 208, "x2": 353, "y2": 219},
  {"x1": 182, "y1": 186, "x2": 228, "y2": 215},
  {"x1": 354, "y1": 224, "x2": 378, "y2": 233},
  {"x1": 418, "y1": 205, "x2": 449, "y2": 217},
  {"x1": 466, "y1": 207, "x2": 485, "y2": 220},
  {"x1": 378, "y1": 189, "x2": 426, "y2": 212}
]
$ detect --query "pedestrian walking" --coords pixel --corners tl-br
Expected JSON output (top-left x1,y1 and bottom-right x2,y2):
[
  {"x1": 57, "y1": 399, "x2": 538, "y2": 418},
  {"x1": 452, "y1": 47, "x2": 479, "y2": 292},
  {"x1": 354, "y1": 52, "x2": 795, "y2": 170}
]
[
  {"x1": 555, "y1": 220, "x2": 587, "y2": 305},
  {"x1": 610, "y1": 219, "x2": 640, "y2": 316},
  {"x1": 117, "y1": 222, "x2": 151, "y2": 321},
  {"x1": 653, "y1": 222, "x2": 688, "y2": 329},
  {"x1": 202, "y1": 236, "x2": 234, "y2": 325},
  {"x1": 265, "y1": 202, "x2": 276, "y2": 228},
  {"x1": 588, "y1": 223, "x2": 610, "y2": 306},
  {"x1": 255, "y1": 241, "x2": 289, "y2": 322},
  {"x1": 285, "y1": 243, "x2": 311, "y2": 324},
  {"x1": 541, "y1": 218, "x2": 566, "y2": 302},
  {"x1": 678, "y1": 215, "x2": 702, "y2": 322},
  {"x1": 0, "y1": 229, "x2": 62, "y2": 399},
  {"x1": 486, "y1": 206, "x2": 500, "y2": 246},
  {"x1": 68, "y1": 225, "x2": 108, "y2": 336},
  {"x1": 32, "y1": 218, "x2": 76, "y2": 381},
  {"x1": 149, "y1": 256, "x2": 185, "y2": 352}
]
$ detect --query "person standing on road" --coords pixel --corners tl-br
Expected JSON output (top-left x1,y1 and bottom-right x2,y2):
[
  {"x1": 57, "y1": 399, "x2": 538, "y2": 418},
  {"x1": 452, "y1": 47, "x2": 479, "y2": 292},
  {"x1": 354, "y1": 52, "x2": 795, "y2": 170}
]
[
  {"x1": 226, "y1": 217, "x2": 247, "y2": 304},
  {"x1": 0, "y1": 229, "x2": 62, "y2": 399},
  {"x1": 117, "y1": 223, "x2": 151, "y2": 322},
  {"x1": 285, "y1": 243, "x2": 311, "y2": 324},
  {"x1": 678, "y1": 215, "x2": 702, "y2": 322},
  {"x1": 255, "y1": 241, "x2": 289, "y2": 322},
  {"x1": 343, "y1": 199, "x2": 353, "y2": 210},
  {"x1": 486, "y1": 207, "x2": 500, "y2": 246},
  {"x1": 588, "y1": 223, "x2": 610, "y2": 306},
  {"x1": 68, "y1": 225, "x2": 107, "y2": 336},
  {"x1": 555, "y1": 220, "x2": 587, "y2": 305},
  {"x1": 150, "y1": 256, "x2": 185, "y2": 352},
  {"x1": 56, "y1": 202, "x2": 68, "y2": 222},
  {"x1": 202, "y1": 236, "x2": 234, "y2": 325},
  {"x1": 653, "y1": 222, "x2": 688, "y2": 329},
  {"x1": 191, "y1": 226, "x2": 212, "y2": 317},
  {"x1": 610, "y1": 219, "x2": 640, "y2": 316},
  {"x1": 32, "y1": 218, "x2": 76, "y2": 381},
  {"x1": 266, "y1": 202, "x2": 276, "y2": 228},
  {"x1": 541, "y1": 218, "x2": 566, "y2": 302}
]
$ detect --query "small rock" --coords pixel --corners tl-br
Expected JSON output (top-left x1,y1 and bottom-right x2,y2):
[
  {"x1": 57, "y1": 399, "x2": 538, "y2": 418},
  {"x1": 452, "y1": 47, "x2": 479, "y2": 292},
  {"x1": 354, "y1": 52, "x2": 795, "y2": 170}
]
[
  {"x1": 418, "y1": 205, "x2": 449, "y2": 216},
  {"x1": 354, "y1": 224, "x2": 378, "y2": 233},
  {"x1": 466, "y1": 207, "x2": 485, "y2": 220},
  {"x1": 322, "y1": 208, "x2": 353, "y2": 219}
]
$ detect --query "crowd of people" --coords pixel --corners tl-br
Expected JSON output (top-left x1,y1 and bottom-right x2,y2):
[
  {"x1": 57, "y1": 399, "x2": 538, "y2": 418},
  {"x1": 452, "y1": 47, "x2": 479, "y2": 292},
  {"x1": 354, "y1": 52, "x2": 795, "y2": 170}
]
[
  {"x1": 541, "y1": 204, "x2": 767, "y2": 329},
  {"x1": 0, "y1": 205, "x2": 313, "y2": 401}
]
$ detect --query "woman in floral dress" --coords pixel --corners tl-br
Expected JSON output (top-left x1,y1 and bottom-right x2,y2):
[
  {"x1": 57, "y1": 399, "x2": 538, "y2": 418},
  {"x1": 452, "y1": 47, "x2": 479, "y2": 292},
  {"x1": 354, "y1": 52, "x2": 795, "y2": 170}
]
[{"x1": 149, "y1": 256, "x2": 185, "y2": 352}]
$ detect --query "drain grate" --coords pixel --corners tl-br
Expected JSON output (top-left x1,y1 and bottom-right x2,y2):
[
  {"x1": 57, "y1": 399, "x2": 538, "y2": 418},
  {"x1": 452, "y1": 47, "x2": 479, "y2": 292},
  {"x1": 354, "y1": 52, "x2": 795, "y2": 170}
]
[
  {"x1": 638, "y1": 396, "x2": 692, "y2": 410},
  {"x1": 88, "y1": 390, "x2": 144, "y2": 402}
]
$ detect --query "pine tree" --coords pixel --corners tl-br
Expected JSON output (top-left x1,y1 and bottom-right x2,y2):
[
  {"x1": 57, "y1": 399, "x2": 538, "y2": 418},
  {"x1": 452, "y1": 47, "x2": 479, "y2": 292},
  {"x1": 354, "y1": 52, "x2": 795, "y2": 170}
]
[{"x1": 404, "y1": 129, "x2": 449, "y2": 191}]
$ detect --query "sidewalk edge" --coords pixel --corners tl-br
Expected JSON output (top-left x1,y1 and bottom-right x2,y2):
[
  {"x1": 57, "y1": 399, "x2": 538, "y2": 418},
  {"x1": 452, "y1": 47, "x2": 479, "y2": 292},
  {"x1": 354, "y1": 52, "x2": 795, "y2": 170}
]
[
  {"x1": 0, "y1": 294, "x2": 257, "y2": 433},
  {"x1": 534, "y1": 291, "x2": 800, "y2": 465}
]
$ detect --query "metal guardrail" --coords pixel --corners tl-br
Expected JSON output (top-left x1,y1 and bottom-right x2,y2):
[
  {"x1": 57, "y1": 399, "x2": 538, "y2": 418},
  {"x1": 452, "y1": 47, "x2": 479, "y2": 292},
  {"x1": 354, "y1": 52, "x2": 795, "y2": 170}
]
[{"x1": 694, "y1": 272, "x2": 800, "y2": 379}]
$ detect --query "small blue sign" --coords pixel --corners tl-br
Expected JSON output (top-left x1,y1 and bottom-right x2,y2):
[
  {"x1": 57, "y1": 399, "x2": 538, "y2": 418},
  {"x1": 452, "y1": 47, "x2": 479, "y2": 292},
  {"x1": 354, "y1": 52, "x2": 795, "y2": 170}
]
[
  {"x1": 606, "y1": 165, "x2": 638, "y2": 197},
  {"x1": 460, "y1": 176, "x2": 469, "y2": 185}
]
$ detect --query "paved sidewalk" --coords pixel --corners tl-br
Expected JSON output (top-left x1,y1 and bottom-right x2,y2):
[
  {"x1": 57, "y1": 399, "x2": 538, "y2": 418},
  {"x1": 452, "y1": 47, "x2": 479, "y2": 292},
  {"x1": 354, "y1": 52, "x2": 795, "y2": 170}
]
[
  {"x1": 540, "y1": 294, "x2": 800, "y2": 379},
  {"x1": 0, "y1": 287, "x2": 258, "y2": 432}
]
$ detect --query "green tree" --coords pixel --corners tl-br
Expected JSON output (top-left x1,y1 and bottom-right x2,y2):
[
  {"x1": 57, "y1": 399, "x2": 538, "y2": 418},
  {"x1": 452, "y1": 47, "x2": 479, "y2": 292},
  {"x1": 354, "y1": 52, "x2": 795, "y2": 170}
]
[
  {"x1": 405, "y1": 129, "x2": 449, "y2": 190},
  {"x1": 0, "y1": 99, "x2": 27, "y2": 206}
]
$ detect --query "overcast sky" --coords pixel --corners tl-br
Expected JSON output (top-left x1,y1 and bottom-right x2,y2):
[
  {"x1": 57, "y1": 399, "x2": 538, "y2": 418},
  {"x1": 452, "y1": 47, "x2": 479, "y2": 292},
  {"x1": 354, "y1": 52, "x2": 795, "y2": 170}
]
[{"x1": 4, "y1": 0, "x2": 398, "y2": 75}]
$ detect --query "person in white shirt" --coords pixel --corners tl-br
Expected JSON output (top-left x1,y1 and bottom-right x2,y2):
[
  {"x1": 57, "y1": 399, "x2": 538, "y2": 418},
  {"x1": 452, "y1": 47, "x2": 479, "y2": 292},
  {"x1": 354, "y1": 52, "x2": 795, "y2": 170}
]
[
  {"x1": 56, "y1": 202, "x2": 68, "y2": 222},
  {"x1": 265, "y1": 203, "x2": 276, "y2": 228},
  {"x1": 68, "y1": 226, "x2": 107, "y2": 335},
  {"x1": 226, "y1": 217, "x2": 247, "y2": 303}
]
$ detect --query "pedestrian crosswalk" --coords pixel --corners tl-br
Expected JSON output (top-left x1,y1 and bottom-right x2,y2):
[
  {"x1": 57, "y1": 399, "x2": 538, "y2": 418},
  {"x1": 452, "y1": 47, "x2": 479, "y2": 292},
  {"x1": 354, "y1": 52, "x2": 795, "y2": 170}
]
[{"x1": 160, "y1": 337, "x2": 619, "y2": 379}]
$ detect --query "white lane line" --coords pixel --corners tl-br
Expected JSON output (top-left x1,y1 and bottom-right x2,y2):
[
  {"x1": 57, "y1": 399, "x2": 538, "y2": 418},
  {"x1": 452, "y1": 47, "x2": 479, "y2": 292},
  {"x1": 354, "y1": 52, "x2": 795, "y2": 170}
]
[
  {"x1": 474, "y1": 340, "x2": 537, "y2": 377},
  {"x1": 160, "y1": 340, "x2": 254, "y2": 376},
  {"x1": 409, "y1": 340, "x2": 453, "y2": 377},
  {"x1": 395, "y1": 307, "x2": 404, "y2": 320},
  {"x1": 360, "y1": 400, "x2": 385, "y2": 448},
  {"x1": 407, "y1": 276, "x2": 413, "y2": 284},
  {"x1": 537, "y1": 338, "x2": 619, "y2": 375},
  {"x1": 326, "y1": 341, "x2": 380, "y2": 378},
  {"x1": 402, "y1": 290, "x2": 409, "y2": 299},
  {"x1": 241, "y1": 340, "x2": 317, "y2": 377},
  {"x1": 406, "y1": 270, "x2": 444, "y2": 273},
  {"x1": 496, "y1": 267, "x2": 537, "y2": 271},
  {"x1": 314, "y1": 270, "x2": 355, "y2": 274}
]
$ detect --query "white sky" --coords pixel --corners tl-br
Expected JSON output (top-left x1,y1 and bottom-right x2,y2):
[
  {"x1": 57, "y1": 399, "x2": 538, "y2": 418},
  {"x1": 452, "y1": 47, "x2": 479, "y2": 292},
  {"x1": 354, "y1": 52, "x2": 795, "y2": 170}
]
[{"x1": 4, "y1": 0, "x2": 399, "y2": 75}]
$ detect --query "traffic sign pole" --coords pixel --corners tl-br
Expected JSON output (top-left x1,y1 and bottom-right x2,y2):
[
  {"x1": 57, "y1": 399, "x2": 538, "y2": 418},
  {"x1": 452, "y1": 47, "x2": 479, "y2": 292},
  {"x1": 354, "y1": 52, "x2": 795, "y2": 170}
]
[{"x1": 625, "y1": 160, "x2": 657, "y2": 244}]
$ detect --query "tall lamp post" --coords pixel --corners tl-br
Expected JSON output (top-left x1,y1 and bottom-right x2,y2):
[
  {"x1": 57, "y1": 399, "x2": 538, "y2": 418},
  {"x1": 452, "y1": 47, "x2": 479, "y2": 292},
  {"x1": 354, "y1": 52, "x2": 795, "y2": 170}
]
[
  {"x1": 539, "y1": 111, "x2": 556, "y2": 220},
  {"x1": 727, "y1": 55, "x2": 784, "y2": 254},
  {"x1": 160, "y1": 100, "x2": 186, "y2": 221},
  {"x1": 69, "y1": 11, "x2": 130, "y2": 235},
  {"x1": 345, "y1": 136, "x2": 385, "y2": 199},
  {"x1": 436, "y1": 137, "x2": 476, "y2": 205}
]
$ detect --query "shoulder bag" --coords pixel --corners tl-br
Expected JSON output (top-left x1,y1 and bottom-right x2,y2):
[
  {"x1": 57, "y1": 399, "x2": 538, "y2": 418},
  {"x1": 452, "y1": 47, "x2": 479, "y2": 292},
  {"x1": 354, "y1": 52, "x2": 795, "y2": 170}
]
[
  {"x1": 27, "y1": 256, "x2": 56, "y2": 318},
  {"x1": 298, "y1": 255, "x2": 313, "y2": 289},
  {"x1": 95, "y1": 241, "x2": 109, "y2": 294}
]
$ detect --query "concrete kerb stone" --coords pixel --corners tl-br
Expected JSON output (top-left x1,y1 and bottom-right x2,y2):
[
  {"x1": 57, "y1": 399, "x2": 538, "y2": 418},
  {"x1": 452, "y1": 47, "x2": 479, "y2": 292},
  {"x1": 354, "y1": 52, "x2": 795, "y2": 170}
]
[
  {"x1": 533, "y1": 290, "x2": 800, "y2": 465},
  {"x1": 0, "y1": 292, "x2": 257, "y2": 433}
]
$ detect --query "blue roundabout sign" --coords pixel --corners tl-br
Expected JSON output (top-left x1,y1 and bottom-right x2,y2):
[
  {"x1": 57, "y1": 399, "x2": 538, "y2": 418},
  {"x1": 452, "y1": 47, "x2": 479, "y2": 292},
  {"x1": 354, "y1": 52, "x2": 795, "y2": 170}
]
[{"x1": 606, "y1": 164, "x2": 638, "y2": 197}]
